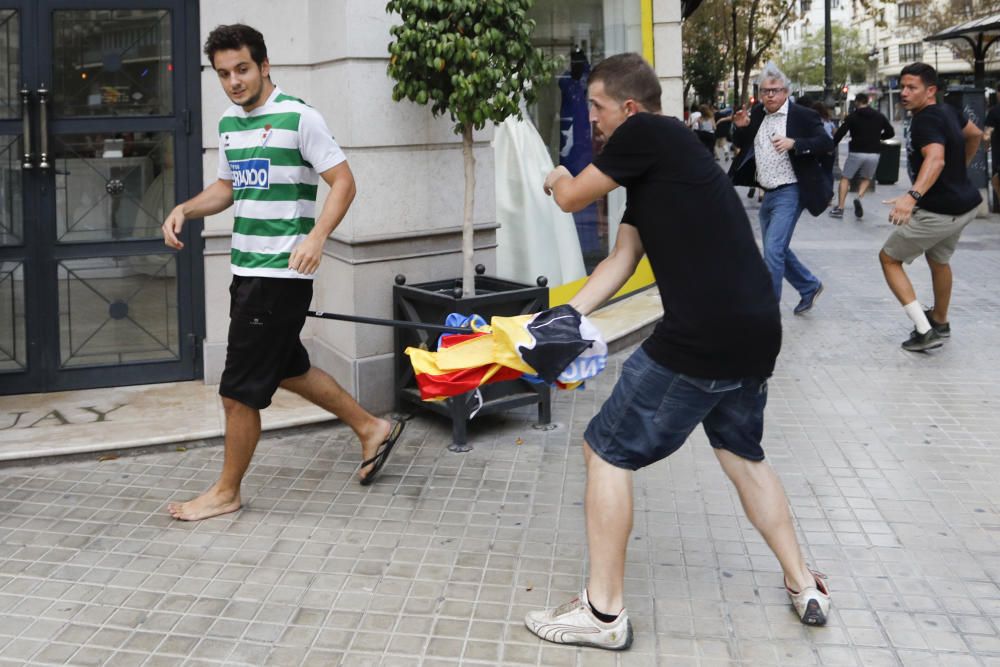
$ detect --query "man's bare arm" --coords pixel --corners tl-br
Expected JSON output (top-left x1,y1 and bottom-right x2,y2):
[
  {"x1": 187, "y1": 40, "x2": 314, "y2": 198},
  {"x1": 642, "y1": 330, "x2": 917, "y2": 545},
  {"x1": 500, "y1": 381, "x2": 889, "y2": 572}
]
[
  {"x1": 288, "y1": 161, "x2": 357, "y2": 275},
  {"x1": 568, "y1": 224, "x2": 645, "y2": 316},
  {"x1": 162, "y1": 179, "x2": 234, "y2": 250},
  {"x1": 546, "y1": 164, "x2": 621, "y2": 213},
  {"x1": 884, "y1": 143, "x2": 944, "y2": 226},
  {"x1": 961, "y1": 119, "x2": 983, "y2": 166}
]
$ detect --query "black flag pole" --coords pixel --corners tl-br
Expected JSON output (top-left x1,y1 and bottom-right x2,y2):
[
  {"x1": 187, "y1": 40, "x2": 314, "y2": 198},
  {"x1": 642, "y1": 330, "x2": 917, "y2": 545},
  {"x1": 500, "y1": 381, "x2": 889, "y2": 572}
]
[{"x1": 307, "y1": 310, "x2": 474, "y2": 334}]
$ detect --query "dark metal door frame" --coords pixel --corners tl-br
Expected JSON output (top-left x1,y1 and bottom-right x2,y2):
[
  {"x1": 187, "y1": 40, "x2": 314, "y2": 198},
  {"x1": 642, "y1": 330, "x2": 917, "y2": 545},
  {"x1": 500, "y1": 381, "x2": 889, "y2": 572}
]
[
  {"x1": 0, "y1": 0, "x2": 203, "y2": 395},
  {"x1": 0, "y1": 1, "x2": 44, "y2": 392}
]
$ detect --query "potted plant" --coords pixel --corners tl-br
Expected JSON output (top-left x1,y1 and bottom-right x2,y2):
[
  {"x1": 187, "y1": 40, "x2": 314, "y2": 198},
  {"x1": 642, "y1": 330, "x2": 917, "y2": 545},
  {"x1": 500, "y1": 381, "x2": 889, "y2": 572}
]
[
  {"x1": 384, "y1": 0, "x2": 557, "y2": 449},
  {"x1": 386, "y1": 0, "x2": 555, "y2": 297}
]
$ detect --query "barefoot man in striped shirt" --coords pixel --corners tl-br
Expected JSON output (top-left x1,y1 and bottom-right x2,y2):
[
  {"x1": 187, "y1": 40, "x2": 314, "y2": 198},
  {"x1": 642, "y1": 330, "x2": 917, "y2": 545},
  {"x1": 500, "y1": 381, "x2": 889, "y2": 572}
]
[{"x1": 161, "y1": 24, "x2": 403, "y2": 520}]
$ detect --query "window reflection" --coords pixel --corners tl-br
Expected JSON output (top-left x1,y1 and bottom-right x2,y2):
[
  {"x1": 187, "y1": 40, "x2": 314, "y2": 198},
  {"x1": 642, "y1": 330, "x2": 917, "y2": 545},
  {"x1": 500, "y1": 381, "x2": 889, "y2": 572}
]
[
  {"x1": 53, "y1": 10, "x2": 172, "y2": 117},
  {"x1": 0, "y1": 135, "x2": 23, "y2": 246},
  {"x1": 493, "y1": 0, "x2": 641, "y2": 282},
  {"x1": 0, "y1": 10, "x2": 19, "y2": 119},
  {"x1": 55, "y1": 132, "x2": 175, "y2": 243},
  {"x1": 58, "y1": 255, "x2": 179, "y2": 368},
  {"x1": 0, "y1": 262, "x2": 25, "y2": 372}
]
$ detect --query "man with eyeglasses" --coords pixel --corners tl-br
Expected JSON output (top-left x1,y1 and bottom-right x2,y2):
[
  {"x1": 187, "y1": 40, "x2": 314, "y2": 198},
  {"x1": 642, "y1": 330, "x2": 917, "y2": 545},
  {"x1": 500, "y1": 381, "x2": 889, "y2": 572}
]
[{"x1": 730, "y1": 63, "x2": 833, "y2": 315}]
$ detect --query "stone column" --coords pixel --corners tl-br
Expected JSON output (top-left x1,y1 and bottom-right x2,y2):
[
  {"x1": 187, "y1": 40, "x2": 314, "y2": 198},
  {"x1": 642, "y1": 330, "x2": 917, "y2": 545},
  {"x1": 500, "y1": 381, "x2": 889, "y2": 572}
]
[
  {"x1": 199, "y1": 1, "x2": 497, "y2": 413},
  {"x1": 652, "y1": 0, "x2": 684, "y2": 118}
]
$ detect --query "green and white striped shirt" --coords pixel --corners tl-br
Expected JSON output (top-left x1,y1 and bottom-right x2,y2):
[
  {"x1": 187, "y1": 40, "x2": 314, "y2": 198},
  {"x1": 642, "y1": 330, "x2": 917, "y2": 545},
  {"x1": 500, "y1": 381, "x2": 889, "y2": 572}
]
[{"x1": 218, "y1": 87, "x2": 346, "y2": 279}]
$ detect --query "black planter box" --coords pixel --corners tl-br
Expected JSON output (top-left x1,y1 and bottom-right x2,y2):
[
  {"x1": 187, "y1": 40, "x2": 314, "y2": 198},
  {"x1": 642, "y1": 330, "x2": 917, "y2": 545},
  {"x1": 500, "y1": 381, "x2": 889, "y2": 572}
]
[{"x1": 393, "y1": 272, "x2": 551, "y2": 451}]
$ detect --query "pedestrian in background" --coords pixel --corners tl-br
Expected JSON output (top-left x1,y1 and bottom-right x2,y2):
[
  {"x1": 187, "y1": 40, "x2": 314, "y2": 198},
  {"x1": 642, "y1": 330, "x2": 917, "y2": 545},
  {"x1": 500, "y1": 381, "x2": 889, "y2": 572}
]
[
  {"x1": 687, "y1": 103, "x2": 702, "y2": 129},
  {"x1": 879, "y1": 63, "x2": 982, "y2": 352},
  {"x1": 716, "y1": 108, "x2": 734, "y2": 161},
  {"x1": 730, "y1": 63, "x2": 833, "y2": 314},
  {"x1": 694, "y1": 103, "x2": 717, "y2": 156},
  {"x1": 830, "y1": 93, "x2": 895, "y2": 219},
  {"x1": 982, "y1": 97, "x2": 1000, "y2": 208},
  {"x1": 812, "y1": 101, "x2": 842, "y2": 189}
]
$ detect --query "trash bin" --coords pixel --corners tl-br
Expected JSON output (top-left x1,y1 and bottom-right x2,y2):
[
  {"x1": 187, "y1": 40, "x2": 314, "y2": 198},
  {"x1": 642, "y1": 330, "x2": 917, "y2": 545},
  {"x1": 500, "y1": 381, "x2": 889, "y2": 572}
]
[{"x1": 876, "y1": 139, "x2": 901, "y2": 185}]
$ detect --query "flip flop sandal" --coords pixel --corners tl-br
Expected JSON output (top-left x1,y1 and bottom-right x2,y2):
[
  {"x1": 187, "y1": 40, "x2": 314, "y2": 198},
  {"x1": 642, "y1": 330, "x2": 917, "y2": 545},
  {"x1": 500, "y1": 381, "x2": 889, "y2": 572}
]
[{"x1": 359, "y1": 419, "x2": 405, "y2": 486}]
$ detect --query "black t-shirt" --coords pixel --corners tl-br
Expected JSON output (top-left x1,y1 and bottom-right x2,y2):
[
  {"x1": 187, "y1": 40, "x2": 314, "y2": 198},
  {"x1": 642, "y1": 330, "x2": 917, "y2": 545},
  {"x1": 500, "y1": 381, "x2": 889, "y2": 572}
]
[
  {"x1": 985, "y1": 104, "x2": 1000, "y2": 160},
  {"x1": 592, "y1": 113, "x2": 781, "y2": 379},
  {"x1": 907, "y1": 104, "x2": 982, "y2": 215},
  {"x1": 833, "y1": 106, "x2": 894, "y2": 154}
]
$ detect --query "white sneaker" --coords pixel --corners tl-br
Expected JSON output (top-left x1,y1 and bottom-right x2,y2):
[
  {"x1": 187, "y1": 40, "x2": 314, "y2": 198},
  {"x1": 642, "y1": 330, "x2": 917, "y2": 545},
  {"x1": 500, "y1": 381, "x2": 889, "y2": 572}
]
[
  {"x1": 786, "y1": 570, "x2": 831, "y2": 626},
  {"x1": 524, "y1": 589, "x2": 633, "y2": 650}
]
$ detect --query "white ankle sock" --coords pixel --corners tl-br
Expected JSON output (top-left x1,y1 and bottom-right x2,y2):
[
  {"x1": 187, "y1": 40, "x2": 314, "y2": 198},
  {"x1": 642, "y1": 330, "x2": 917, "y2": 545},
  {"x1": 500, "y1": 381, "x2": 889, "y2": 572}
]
[{"x1": 904, "y1": 301, "x2": 931, "y2": 334}]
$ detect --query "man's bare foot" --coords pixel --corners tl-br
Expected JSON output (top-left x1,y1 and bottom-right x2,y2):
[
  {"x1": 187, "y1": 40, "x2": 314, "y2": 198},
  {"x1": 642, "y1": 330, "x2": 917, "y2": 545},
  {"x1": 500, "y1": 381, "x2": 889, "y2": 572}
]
[
  {"x1": 358, "y1": 418, "x2": 392, "y2": 482},
  {"x1": 167, "y1": 485, "x2": 241, "y2": 521}
]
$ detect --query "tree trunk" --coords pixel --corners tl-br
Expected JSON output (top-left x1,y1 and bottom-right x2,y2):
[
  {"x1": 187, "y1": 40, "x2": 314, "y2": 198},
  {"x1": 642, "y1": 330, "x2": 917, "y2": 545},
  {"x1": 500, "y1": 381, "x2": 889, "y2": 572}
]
[
  {"x1": 731, "y1": 1, "x2": 740, "y2": 105},
  {"x1": 461, "y1": 122, "x2": 476, "y2": 298},
  {"x1": 741, "y1": 0, "x2": 759, "y2": 106}
]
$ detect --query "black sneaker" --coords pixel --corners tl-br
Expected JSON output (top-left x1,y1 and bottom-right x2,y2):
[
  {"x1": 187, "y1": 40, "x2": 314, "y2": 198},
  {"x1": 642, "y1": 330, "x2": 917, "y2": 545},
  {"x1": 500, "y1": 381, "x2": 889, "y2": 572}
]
[
  {"x1": 923, "y1": 309, "x2": 951, "y2": 338},
  {"x1": 793, "y1": 283, "x2": 823, "y2": 315},
  {"x1": 829, "y1": 207, "x2": 844, "y2": 218},
  {"x1": 853, "y1": 199, "x2": 863, "y2": 218},
  {"x1": 901, "y1": 328, "x2": 943, "y2": 352},
  {"x1": 747, "y1": 187, "x2": 756, "y2": 198}
]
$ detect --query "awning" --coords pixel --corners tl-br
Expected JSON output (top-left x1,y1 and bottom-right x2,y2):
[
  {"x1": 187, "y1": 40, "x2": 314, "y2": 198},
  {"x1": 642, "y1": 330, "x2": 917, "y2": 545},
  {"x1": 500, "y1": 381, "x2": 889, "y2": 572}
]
[
  {"x1": 924, "y1": 13, "x2": 1000, "y2": 87},
  {"x1": 924, "y1": 15, "x2": 1000, "y2": 43}
]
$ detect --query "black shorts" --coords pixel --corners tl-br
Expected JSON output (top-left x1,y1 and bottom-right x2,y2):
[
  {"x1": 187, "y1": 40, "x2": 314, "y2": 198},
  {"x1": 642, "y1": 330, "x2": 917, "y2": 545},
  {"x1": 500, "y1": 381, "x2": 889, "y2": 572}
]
[{"x1": 219, "y1": 276, "x2": 313, "y2": 409}]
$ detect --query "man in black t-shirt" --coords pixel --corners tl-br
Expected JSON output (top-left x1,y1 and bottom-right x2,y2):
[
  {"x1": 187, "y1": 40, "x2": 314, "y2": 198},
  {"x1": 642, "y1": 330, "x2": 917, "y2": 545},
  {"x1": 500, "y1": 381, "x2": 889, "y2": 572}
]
[
  {"x1": 880, "y1": 63, "x2": 982, "y2": 352},
  {"x1": 522, "y1": 54, "x2": 830, "y2": 653},
  {"x1": 830, "y1": 93, "x2": 895, "y2": 219}
]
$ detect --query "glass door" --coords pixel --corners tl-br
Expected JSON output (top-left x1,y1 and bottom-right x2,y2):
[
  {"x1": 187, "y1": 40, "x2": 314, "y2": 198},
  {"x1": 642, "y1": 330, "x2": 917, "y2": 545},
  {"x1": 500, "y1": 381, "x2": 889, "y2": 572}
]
[
  {"x1": 0, "y1": 0, "x2": 203, "y2": 395},
  {"x1": 0, "y1": 3, "x2": 40, "y2": 389}
]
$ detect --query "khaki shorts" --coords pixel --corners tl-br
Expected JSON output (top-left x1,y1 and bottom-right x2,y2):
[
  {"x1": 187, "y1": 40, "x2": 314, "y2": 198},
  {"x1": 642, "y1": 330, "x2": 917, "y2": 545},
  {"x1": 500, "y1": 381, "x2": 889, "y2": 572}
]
[{"x1": 882, "y1": 206, "x2": 976, "y2": 264}]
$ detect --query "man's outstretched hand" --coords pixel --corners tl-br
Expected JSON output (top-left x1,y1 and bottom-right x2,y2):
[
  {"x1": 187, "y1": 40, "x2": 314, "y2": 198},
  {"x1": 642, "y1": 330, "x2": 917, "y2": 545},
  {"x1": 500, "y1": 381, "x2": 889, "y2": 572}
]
[
  {"x1": 733, "y1": 104, "x2": 750, "y2": 128},
  {"x1": 162, "y1": 205, "x2": 185, "y2": 250}
]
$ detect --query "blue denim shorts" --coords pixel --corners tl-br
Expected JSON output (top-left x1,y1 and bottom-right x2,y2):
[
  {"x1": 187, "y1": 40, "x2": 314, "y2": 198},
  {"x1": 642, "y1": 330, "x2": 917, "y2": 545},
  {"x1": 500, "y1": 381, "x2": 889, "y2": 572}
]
[{"x1": 584, "y1": 346, "x2": 768, "y2": 470}]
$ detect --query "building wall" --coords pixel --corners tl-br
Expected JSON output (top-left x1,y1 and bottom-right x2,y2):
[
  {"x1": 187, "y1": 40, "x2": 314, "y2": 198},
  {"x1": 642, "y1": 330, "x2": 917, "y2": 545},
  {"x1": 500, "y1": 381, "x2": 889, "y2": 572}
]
[
  {"x1": 782, "y1": 0, "x2": 854, "y2": 53},
  {"x1": 198, "y1": 0, "x2": 682, "y2": 413},
  {"x1": 851, "y1": 0, "x2": 980, "y2": 85},
  {"x1": 653, "y1": 0, "x2": 684, "y2": 116}
]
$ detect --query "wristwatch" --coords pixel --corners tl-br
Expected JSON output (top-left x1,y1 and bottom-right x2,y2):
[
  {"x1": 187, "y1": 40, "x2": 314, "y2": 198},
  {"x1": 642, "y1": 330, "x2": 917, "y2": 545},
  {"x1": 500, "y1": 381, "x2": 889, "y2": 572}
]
[{"x1": 907, "y1": 189, "x2": 923, "y2": 201}]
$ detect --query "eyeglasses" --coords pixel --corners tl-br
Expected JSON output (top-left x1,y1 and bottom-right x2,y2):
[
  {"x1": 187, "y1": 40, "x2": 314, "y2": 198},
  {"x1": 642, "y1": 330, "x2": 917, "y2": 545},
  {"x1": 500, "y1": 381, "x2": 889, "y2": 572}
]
[{"x1": 760, "y1": 87, "x2": 786, "y2": 97}]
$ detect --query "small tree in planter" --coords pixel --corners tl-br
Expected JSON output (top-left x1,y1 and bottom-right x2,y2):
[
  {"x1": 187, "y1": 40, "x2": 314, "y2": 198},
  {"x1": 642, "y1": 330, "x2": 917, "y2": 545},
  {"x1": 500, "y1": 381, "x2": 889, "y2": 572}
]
[{"x1": 385, "y1": 0, "x2": 555, "y2": 297}]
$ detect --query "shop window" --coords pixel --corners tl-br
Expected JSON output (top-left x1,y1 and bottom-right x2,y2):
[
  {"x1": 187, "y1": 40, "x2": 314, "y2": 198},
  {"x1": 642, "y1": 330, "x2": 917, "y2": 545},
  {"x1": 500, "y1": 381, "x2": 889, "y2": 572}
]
[{"x1": 494, "y1": 0, "x2": 644, "y2": 292}]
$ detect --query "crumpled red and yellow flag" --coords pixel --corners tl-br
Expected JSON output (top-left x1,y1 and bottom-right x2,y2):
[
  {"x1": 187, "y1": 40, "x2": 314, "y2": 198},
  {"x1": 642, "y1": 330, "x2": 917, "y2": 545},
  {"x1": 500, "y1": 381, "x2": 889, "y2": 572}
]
[{"x1": 405, "y1": 304, "x2": 607, "y2": 401}]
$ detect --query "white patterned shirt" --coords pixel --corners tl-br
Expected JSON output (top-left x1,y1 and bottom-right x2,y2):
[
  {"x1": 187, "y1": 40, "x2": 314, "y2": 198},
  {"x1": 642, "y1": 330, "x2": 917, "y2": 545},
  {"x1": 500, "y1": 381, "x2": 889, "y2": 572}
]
[{"x1": 754, "y1": 99, "x2": 798, "y2": 189}]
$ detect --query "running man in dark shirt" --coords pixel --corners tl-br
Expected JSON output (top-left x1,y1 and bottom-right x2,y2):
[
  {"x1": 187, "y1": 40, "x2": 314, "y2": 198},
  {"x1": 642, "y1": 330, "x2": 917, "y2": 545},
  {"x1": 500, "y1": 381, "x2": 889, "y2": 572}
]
[
  {"x1": 830, "y1": 92, "x2": 894, "y2": 219},
  {"x1": 522, "y1": 53, "x2": 830, "y2": 653}
]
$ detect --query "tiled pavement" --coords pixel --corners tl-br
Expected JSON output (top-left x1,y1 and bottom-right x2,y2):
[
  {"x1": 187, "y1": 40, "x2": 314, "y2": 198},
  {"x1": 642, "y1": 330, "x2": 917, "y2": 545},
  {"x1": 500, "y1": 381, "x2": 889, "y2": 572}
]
[{"x1": 2, "y1": 173, "x2": 1000, "y2": 665}]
